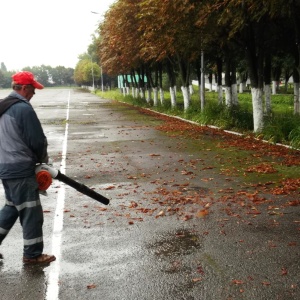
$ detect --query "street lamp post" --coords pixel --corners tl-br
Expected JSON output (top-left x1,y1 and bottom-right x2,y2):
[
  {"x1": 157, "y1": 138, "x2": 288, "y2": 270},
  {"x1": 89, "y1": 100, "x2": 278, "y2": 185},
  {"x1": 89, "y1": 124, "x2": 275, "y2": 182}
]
[
  {"x1": 87, "y1": 54, "x2": 95, "y2": 91},
  {"x1": 91, "y1": 11, "x2": 103, "y2": 92},
  {"x1": 101, "y1": 66, "x2": 104, "y2": 92},
  {"x1": 91, "y1": 63, "x2": 95, "y2": 91}
]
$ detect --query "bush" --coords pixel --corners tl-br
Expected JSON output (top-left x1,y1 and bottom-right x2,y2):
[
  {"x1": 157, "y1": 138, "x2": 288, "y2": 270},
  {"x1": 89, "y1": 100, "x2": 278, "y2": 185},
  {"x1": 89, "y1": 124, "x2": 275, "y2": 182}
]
[
  {"x1": 261, "y1": 114, "x2": 300, "y2": 144},
  {"x1": 289, "y1": 126, "x2": 300, "y2": 149}
]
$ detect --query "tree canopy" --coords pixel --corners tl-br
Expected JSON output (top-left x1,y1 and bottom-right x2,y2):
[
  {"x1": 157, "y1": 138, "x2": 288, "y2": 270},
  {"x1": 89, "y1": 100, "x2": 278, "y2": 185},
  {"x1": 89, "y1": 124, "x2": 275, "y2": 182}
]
[{"x1": 0, "y1": 63, "x2": 75, "y2": 88}]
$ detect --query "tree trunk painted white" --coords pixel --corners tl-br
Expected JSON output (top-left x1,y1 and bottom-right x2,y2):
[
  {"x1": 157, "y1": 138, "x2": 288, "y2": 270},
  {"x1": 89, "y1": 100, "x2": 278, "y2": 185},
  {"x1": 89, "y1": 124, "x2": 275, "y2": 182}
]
[
  {"x1": 126, "y1": 87, "x2": 130, "y2": 95},
  {"x1": 214, "y1": 82, "x2": 218, "y2": 92},
  {"x1": 181, "y1": 86, "x2": 190, "y2": 111},
  {"x1": 189, "y1": 85, "x2": 194, "y2": 95},
  {"x1": 153, "y1": 87, "x2": 158, "y2": 106},
  {"x1": 170, "y1": 86, "x2": 177, "y2": 108},
  {"x1": 251, "y1": 87, "x2": 264, "y2": 132},
  {"x1": 272, "y1": 81, "x2": 277, "y2": 95},
  {"x1": 294, "y1": 83, "x2": 300, "y2": 114},
  {"x1": 200, "y1": 51, "x2": 205, "y2": 111},
  {"x1": 140, "y1": 88, "x2": 146, "y2": 100},
  {"x1": 146, "y1": 88, "x2": 151, "y2": 103},
  {"x1": 122, "y1": 87, "x2": 126, "y2": 96},
  {"x1": 198, "y1": 82, "x2": 201, "y2": 104},
  {"x1": 225, "y1": 87, "x2": 232, "y2": 106},
  {"x1": 159, "y1": 87, "x2": 165, "y2": 106},
  {"x1": 231, "y1": 83, "x2": 238, "y2": 105},
  {"x1": 264, "y1": 84, "x2": 271, "y2": 115},
  {"x1": 217, "y1": 85, "x2": 223, "y2": 104},
  {"x1": 200, "y1": 79, "x2": 205, "y2": 110},
  {"x1": 134, "y1": 88, "x2": 139, "y2": 98},
  {"x1": 209, "y1": 83, "x2": 213, "y2": 92},
  {"x1": 131, "y1": 87, "x2": 135, "y2": 97},
  {"x1": 239, "y1": 83, "x2": 244, "y2": 93}
]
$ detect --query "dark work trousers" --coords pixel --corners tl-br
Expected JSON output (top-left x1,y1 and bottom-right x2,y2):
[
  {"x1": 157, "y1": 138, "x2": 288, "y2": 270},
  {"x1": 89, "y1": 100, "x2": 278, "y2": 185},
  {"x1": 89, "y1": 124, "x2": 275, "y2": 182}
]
[{"x1": 0, "y1": 176, "x2": 44, "y2": 258}]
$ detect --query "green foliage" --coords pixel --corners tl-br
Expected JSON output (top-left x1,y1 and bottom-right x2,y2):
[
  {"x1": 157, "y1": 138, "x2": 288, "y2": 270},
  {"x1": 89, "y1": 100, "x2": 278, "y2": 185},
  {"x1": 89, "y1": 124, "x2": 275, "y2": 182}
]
[
  {"x1": 259, "y1": 114, "x2": 296, "y2": 144},
  {"x1": 289, "y1": 126, "x2": 300, "y2": 149},
  {"x1": 0, "y1": 65, "x2": 75, "y2": 88},
  {"x1": 199, "y1": 102, "x2": 253, "y2": 131},
  {"x1": 74, "y1": 58, "x2": 101, "y2": 87}
]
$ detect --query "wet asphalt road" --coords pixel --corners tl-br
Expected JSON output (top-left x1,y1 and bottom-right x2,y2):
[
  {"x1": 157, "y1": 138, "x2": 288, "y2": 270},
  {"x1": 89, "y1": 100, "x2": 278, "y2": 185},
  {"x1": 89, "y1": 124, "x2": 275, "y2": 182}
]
[{"x1": 0, "y1": 88, "x2": 299, "y2": 300}]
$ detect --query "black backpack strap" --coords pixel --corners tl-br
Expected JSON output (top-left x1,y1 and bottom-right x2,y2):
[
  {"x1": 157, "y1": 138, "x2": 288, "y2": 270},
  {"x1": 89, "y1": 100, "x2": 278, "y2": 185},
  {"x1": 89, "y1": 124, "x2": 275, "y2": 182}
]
[{"x1": 0, "y1": 97, "x2": 22, "y2": 117}]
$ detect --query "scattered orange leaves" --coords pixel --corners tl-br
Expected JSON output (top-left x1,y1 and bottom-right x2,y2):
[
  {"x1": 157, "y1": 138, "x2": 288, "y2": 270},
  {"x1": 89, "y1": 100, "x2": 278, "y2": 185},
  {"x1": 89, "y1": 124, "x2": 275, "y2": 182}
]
[
  {"x1": 271, "y1": 178, "x2": 300, "y2": 195},
  {"x1": 245, "y1": 163, "x2": 277, "y2": 174}
]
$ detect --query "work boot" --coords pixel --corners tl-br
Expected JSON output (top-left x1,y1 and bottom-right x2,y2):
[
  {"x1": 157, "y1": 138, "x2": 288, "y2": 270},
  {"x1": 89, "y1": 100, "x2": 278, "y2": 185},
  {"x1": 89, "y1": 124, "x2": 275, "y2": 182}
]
[{"x1": 23, "y1": 254, "x2": 56, "y2": 265}]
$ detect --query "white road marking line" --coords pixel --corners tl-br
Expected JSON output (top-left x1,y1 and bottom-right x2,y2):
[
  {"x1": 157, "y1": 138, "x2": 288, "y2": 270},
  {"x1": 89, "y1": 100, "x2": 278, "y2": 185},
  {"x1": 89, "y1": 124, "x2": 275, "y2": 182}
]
[{"x1": 46, "y1": 90, "x2": 70, "y2": 300}]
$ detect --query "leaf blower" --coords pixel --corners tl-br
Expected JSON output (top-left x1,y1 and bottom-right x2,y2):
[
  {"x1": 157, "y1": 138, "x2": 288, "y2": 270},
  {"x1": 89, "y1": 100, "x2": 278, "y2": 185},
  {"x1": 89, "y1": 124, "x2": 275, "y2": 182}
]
[{"x1": 35, "y1": 164, "x2": 110, "y2": 205}]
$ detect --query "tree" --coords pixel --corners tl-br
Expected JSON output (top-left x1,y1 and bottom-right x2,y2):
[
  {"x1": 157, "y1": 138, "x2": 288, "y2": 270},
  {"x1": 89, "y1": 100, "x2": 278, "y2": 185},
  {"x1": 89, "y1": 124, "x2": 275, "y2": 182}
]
[
  {"x1": 138, "y1": 0, "x2": 205, "y2": 110},
  {"x1": 1, "y1": 62, "x2": 7, "y2": 72},
  {"x1": 74, "y1": 56, "x2": 101, "y2": 87},
  {"x1": 22, "y1": 65, "x2": 50, "y2": 87}
]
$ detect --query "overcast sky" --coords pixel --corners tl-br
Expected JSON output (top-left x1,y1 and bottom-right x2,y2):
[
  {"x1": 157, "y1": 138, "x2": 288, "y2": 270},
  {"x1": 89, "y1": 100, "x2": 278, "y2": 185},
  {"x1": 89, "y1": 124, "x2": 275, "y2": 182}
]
[{"x1": 0, "y1": 0, "x2": 116, "y2": 71}]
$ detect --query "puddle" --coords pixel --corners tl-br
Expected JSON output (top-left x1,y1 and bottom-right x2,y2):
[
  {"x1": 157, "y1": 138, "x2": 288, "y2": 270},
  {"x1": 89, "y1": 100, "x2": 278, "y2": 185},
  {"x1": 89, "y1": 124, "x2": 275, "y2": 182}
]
[{"x1": 148, "y1": 229, "x2": 201, "y2": 257}]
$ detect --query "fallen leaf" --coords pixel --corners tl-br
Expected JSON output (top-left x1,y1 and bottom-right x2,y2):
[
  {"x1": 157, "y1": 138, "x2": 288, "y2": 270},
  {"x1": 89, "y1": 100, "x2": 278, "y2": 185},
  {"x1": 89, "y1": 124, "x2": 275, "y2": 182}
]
[
  {"x1": 103, "y1": 185, "x2": 115, "y2": 190},
  {"x1": 281, "y1": 267, "x2": 288, "y2": 276},
  {"x1": 87, "y1": 284, "x2": 96, "y2": 289},
  {"x1": 129, "y1": 201, "x2": 138, "y2": 208},
  {"x1": 183, "y1": 215, "x2": 193, "y2": 221},
  {"x1": 97, "y1": 207, "x2": 107, "y2": 211},
  {"x1": 156, "y1": 210, "x2": 165, "y2": 218},
  {"x1": 196, "y1": 209, "x2": 209, "y2": 218},
  {"x1": 232, "y1": 280, "x2": 244, "y2": 285},
  {"x1": 197, "y1": 265, "x2": 205, "y2": 275}
]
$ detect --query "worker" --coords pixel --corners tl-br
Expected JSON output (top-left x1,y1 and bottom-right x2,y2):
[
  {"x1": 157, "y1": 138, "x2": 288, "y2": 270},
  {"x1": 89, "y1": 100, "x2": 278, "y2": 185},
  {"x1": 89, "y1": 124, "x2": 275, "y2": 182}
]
[{"x1": 0, "y1": 71, "x2": 56, "y2": 264}]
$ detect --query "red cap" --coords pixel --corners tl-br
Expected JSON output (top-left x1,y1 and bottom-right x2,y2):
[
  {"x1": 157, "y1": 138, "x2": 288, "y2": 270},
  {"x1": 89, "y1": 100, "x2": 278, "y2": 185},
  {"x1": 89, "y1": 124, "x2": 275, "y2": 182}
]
[{"x1": 12, "y1": 71, "x2": 44, "y2": 89}]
